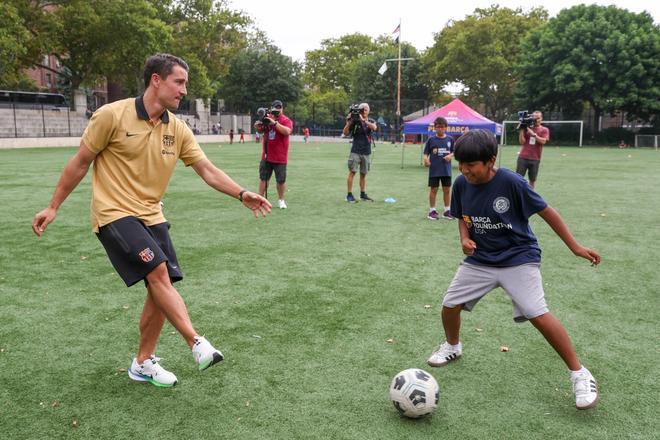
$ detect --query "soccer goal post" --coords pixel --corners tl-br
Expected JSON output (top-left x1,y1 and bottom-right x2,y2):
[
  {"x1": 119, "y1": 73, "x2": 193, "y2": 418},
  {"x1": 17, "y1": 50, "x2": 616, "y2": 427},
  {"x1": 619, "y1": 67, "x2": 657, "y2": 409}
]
[
  {"x1": 501, "y1": 120, "x2": 583, "y2": 147},
  {"x1": 634, "y1": 134, "x2": 659, "y2": 149}
]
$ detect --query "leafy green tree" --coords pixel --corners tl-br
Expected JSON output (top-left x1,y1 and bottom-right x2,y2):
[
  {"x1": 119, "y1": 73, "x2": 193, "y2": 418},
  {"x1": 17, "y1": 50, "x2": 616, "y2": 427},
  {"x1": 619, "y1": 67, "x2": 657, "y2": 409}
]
[
  {"x1": 516, "y1": 5, "x2": 660, "y2": 133},
  {"x1": 422, "y1": 6, "x2": 548, "y2": 121},
  {"x1": 154, "y1": 0, "x2": 251, "y2": 99},
  {"x1": 351, "y1": 40, "x2": 428, "y2": 124},
  {"x1": 54, "y1": 0, "x2": 171, "y2": 97},
  {"x1": 303, "y1": 33, "x2": 377, "y2": 94},
  {"x1": 288, "y1": 88, "x2": 350, "y2": 128},
  {"x1": 0, "y1": 1, "x2": 58, "y2": 90},
  {"x1": 217, "y1": 44, "x2": 301, "y2": 115}
]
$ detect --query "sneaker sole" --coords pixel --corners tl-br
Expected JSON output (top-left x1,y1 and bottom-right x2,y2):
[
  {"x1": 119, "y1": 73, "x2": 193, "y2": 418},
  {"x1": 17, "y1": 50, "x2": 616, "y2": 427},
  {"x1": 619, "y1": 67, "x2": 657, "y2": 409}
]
[
  {"x1": 128, "y1": 369, "x2": 177, "y2": 388},
  {"x1": 427, "y1": 216, "x2": 439, "y2": 220},
  {"x1": 576, "y1": 394, "x2": 599, "y2": 410},
  {"x1": 427, "y1": 353, "x2": 461, "y2": 367},
  {"x1": 198, "y1": 351, "x2": 224, "y2": 371}
]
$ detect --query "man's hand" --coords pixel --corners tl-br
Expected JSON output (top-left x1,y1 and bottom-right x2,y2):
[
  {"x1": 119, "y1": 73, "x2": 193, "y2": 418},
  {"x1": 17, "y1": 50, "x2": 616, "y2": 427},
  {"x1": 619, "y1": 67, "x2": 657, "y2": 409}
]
[
  {"x1": 423, "y1": 157, "x2": 430, "y2": 167},
  {"x1": 263, "y1": 116, "x2": 276, "y2": 126},
  {"x1": 241, "y1": 191, "x2": 272, "y2": 218},
  {"x1": 32, "y1": 207, "x2": 57, "y2": 237}
]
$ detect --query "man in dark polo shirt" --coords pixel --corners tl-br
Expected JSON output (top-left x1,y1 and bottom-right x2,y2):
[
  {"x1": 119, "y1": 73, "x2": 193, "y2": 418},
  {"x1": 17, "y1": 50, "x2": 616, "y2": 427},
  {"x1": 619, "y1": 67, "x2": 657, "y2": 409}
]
[{"x1": 32, "y1": 53, "x2": 271, "y2": 387}]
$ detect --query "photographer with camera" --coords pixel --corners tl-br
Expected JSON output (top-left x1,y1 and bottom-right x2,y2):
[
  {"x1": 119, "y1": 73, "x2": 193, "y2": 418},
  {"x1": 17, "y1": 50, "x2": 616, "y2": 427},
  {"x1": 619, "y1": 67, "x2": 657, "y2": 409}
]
[
  {"x1": 516, "y1": 110, "x2": 549, "y2": 189},
  {"x1": 254, "y1": 100, "x2": 293, "y2": 209},
  {"x1": 343, "y1": 102, "x2": 378, "y2": 203}
]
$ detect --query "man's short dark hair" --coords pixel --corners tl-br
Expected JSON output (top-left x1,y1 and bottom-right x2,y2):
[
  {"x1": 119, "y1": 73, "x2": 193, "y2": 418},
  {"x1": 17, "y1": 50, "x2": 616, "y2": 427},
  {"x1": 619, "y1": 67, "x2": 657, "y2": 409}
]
[
  {"x1": 454, "y1": 129, "x2": 498, "y2": 163},
  {"x1": 434, "y1": 117, "x2": 448, "y2": 126},
  {"x1": 143, "y1": 53, "x2": 189, "y2": 88}
]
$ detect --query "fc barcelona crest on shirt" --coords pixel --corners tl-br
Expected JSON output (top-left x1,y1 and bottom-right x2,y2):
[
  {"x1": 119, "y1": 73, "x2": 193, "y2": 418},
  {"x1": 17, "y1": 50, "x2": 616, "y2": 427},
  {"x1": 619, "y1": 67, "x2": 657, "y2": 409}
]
[
  {"x1": 139, "y1": 247, "x2": 155, "y2": 263},
  {"x1": 162, "y1": 135, "x2": 175, "y2": 147}
]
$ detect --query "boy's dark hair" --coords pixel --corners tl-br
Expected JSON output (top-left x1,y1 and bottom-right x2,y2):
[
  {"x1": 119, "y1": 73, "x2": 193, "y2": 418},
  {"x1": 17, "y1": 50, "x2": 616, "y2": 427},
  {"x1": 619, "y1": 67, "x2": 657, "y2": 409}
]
[
  {"x1": 434, "y1": 117, "x2": 448, "y2": 126},
  {"x1": 454, "y1": 129, "x2": 498, "y2": 163},
  {"x1": 143, "y1": 53, "x2": 189, "y2": 88}
]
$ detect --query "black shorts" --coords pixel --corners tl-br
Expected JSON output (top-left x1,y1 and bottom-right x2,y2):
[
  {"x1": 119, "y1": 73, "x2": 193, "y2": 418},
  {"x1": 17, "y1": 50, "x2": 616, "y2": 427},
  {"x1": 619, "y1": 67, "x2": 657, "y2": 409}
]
[
  {"x1": 96, "y1": 216, "x2": 183, "y2": 287},
  {"x1": 516, "y1": 157, "x2": 541, "y2": 181},
  {"x1": 259, "y1": 160, "x2": 287, "y2": 184},
  {"x1": 429, "y1": 176, "x2": 452, "y2": 188}
]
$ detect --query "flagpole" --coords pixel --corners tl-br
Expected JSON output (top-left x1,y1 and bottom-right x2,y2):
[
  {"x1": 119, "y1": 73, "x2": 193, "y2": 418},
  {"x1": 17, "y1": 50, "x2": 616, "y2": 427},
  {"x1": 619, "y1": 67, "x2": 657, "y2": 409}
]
[{"x1": 396, "y1": 18, "x2": 402, "y2": 146}]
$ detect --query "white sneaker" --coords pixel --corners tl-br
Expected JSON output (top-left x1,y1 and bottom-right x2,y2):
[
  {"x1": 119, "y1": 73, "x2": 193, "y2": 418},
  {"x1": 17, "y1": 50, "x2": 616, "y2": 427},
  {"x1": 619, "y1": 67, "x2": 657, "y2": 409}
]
[
  {"x1": 572, "y1": 370, "x2": 599, "y2": 409},
  {"x1": 427, "y1": 341, "x2": 462, "y2": 367},
  {"x1": 192, "y1": 336, "x2": 224, "y2": 371},
  {"x1": 278, "y1": 199, "x2": 287, "y2": 209},
  {"x1": 128, "y1": 356, "x2": 178, "y2": 387}
]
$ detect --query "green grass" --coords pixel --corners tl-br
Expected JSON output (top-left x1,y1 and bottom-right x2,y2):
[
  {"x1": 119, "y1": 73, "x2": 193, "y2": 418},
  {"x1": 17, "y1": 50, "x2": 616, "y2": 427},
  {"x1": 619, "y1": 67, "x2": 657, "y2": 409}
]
[{"x1": 1, "y1": 142, "x2": 658, "y2": 439}]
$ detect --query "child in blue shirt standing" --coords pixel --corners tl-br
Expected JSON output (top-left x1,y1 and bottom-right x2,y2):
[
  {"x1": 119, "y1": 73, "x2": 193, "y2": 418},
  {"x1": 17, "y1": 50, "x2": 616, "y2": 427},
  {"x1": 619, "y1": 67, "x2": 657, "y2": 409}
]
[
  {"x1": 423, "y1": 117, "x2": 454, "y2": 220},
  {"x1": 427, "y1": 129, "x2": 601, "y2": 410}
]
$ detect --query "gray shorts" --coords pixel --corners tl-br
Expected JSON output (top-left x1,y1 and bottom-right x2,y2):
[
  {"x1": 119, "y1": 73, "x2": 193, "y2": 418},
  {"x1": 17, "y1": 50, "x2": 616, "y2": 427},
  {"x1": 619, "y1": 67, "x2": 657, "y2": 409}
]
[
  {"x1": 348, "y1": 152, "x2": 371, "y2": 174},
  {"x1": 442, "y1": 262, "x2": 548, "y2": 322}
]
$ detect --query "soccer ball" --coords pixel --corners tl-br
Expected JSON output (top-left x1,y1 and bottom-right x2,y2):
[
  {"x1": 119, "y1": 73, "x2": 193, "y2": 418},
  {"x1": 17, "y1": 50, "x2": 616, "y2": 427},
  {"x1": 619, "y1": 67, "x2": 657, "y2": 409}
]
[{"x1": 389, "y1": 368, "x2": 439, "y2": 418}]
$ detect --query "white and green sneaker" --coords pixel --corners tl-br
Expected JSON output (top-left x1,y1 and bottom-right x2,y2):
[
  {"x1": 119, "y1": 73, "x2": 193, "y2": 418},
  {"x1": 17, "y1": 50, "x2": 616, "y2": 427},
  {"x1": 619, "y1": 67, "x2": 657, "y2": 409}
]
[
  {"x1": 128, "y1": 356, "x2": 178, "y2": 387},
  {"x1": 192, "y1": 336, "x2": 224, "y2": 371}
]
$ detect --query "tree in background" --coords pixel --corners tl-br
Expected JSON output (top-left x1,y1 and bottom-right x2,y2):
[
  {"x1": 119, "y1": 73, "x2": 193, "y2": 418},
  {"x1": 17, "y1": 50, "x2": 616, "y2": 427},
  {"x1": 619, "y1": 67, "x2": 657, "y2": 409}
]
[
  {"x1": 303, "y1": 34, "x2": 377, "y2": 94},
  {"x1": 422, "y1": 6, "x2": 548, "y2": 121},
  {"x1": 53, "y1": 0, "x2": 171, "y2": 98},
  {"x1": 217, "y1": 41, "x2": 301, "y2": 115},
  {"x1": 0, "y1": 1, "x2": 58, "y2": 90},
  {"x1": 516, "y1": 5, "x2": 660, "y2": 135},
  {"x1": 154, "y1": 0, "x2": 251, "y2": 100},
  {"x1": 351, "y1": 38, "x2": 428, "y2": 127}
]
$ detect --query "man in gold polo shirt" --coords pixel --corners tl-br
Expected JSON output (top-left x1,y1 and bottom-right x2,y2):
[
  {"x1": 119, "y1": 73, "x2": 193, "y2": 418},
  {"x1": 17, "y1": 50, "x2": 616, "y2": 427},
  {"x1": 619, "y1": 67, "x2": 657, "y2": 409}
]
[{"x1": 32, "y1": 53, "x2": 271, "y2": 387}]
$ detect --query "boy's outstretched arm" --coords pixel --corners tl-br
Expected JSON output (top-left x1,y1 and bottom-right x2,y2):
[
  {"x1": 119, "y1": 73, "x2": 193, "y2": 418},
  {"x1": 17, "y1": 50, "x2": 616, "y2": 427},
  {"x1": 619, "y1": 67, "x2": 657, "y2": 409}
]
[{"x1": 537, "y1": 206, "x2": 601, "y2": 266}]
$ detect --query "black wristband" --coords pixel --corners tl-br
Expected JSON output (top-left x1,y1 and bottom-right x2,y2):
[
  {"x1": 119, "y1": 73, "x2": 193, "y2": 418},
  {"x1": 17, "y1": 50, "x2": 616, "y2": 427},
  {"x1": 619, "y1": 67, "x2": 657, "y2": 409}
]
[{"x1": 238, "y1": 189, "x2": 247, "y2": 202}]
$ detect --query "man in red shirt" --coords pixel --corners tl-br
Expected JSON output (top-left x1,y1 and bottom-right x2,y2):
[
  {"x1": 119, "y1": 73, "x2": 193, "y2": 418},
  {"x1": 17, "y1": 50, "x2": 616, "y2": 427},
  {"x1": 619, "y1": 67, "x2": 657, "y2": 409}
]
[
  {"x1": 516, "y1": 111, "x2": 550, "y2": 189},
  {"x1": 254, "y1": 100, "x2": 293, "y2": 209}
]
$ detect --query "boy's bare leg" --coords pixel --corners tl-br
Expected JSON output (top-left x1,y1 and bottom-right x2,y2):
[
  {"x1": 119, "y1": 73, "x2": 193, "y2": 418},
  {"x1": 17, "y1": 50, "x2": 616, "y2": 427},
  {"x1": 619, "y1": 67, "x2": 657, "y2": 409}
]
[
  {"x1": 429, "y1": 186, "x2": 438, "y2": 209},
  {"x1": 529, "y1": 312, "x2": 581, "y2": 370},
  {"x1": 442, "y1": 305, "x2": 462, "y2": 345}
]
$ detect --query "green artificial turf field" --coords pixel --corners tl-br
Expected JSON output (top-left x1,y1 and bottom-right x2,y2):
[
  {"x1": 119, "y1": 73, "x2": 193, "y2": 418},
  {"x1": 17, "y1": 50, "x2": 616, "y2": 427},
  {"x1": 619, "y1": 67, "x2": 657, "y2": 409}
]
[{"x1": 1, "y1": 141, "x2": 658, "y2": 439}]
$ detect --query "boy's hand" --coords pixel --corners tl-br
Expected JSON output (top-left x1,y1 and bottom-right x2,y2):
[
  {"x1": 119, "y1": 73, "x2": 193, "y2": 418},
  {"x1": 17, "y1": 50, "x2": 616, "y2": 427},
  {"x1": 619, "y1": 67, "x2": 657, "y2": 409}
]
[
  {"x1": 574, "y1": 246, "x2": 601, "y2": 266},
  {"x1": 423, "y1": 158, "x2": 430, "y2": 167},
  {"x1": 461, "y1": 238, "x2": 477, "y2": 256}
]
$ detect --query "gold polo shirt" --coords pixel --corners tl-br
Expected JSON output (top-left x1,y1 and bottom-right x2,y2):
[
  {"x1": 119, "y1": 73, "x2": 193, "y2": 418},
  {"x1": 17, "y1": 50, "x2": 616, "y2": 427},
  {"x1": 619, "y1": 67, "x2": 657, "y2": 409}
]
[{"x1": 82, "y1": 96, "x2": 206, "y2": 232}]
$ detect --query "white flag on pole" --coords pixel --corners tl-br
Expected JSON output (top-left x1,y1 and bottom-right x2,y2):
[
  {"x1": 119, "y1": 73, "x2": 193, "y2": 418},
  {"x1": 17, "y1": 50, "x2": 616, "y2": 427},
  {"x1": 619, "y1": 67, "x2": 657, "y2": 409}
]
[{"x1": 378, "y1": 62, "x2": 388, "y2": 75}]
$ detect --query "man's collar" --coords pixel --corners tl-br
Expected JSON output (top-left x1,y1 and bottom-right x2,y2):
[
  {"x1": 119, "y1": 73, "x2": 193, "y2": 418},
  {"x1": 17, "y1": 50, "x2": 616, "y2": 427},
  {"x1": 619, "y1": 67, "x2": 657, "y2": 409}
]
[{"x1": 135, "y1": 95, "x2": 170, "y2": 123}]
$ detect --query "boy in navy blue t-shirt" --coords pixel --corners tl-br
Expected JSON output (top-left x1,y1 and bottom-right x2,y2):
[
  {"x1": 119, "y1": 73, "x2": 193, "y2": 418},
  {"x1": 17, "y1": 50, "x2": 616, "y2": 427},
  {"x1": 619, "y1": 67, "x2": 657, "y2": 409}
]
[
  {"x1": 423, "y1": 117, "x2": 454, "y2": 220},
  {"x1": 427, "y1": 129, "x2": 601, "y2": 410}
]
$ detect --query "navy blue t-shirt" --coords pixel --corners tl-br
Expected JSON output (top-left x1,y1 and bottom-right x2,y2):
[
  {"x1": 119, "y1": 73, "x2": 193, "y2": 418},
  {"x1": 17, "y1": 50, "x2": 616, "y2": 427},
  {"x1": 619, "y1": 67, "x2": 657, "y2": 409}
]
[
  {"x1": 450, "y1": 168, "x2": 548, "y2": 266},
  {"x1": 423, "y1": 135, "x2": 454, "y2": 177}
]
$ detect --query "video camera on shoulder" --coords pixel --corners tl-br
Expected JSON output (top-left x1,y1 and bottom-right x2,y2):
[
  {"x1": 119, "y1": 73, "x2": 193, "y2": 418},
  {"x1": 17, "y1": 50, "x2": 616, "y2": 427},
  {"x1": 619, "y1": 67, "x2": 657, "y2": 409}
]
[
  {"x1": 349, "y1": 104, "x2": 362, "y2": 123},
  {"x1": 257, "y1": 107, "x2": 272, "y2": 125},
  {"x1": 257, "y1": 105, "x2": 282, "y2": 126},
  {"x1": 517, "y1": 110, "x2": 535, "y2": 130}
]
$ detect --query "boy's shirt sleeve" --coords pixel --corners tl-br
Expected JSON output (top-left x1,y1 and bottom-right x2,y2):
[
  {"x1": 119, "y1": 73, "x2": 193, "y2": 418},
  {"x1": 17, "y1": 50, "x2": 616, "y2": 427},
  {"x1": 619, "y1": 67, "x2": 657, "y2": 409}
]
[
  {"x1": 450, "y1": 178, "x2": 463, "y2": 219},
  {"x1": 423, "y1": 138, "x2": 431, "y2": 155},
  {"x1": 517, "y1": 177, "x2": 548, "y2": 218}
]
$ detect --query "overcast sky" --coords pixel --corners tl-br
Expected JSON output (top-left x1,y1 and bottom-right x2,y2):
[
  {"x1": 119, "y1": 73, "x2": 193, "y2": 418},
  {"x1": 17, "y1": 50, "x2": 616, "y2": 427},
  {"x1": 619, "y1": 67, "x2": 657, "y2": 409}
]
[{"x1": 229, "y1": 0, "x2": 659, "y2": 62}]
